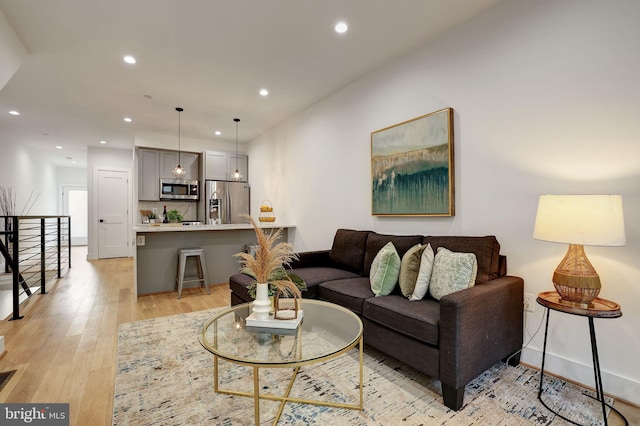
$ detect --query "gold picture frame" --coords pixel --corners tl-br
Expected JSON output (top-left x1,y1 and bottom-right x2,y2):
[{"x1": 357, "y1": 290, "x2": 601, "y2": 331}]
[{"x1": 371, "y1": 108, "x2": 454, "y2": 216}]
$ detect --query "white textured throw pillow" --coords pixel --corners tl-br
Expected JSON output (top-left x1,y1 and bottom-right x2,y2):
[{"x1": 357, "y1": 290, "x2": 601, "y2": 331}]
[
  {"x1": 428, "y1": 247, "x2": 478, "y2": 301},
  {"x1": 410, "y1": 243, "x2": 434, "y2": 301}
]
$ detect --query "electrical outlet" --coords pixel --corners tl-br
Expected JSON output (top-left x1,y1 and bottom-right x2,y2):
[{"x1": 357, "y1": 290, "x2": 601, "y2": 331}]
[
  {"x1": 523, "y1": 293, "x2": 535, "y2": 313},
  {"x1": 136, "y1": 235, "x2": 145, "y2": 246}
]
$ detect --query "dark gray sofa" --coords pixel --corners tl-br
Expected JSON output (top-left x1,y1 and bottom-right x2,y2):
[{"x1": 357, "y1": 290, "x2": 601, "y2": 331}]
[{"x1": 229, "y1": 229, "x2": 524, "y2": 410}]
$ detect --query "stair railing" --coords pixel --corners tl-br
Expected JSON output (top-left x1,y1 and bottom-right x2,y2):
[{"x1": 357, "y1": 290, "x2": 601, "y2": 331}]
[{"x1": 0, "y1": 215, "x2": 71, "y2": 320}]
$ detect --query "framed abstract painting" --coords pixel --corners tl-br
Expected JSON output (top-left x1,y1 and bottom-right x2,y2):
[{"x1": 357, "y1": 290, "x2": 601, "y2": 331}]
[{"x1": 371, "y1": 108, "x2": 454, "y2": 216}]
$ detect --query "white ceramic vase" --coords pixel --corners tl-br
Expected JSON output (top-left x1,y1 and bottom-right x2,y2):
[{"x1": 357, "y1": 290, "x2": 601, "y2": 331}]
[{"x1": 252, "y1": 283, "x2": 271, "y2": 320}]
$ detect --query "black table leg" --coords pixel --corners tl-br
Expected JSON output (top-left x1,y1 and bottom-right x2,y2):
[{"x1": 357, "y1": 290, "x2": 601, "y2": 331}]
[
  {"x1": 538, "y1": 310, "x2": 628, "y2": 426},
  {"x1": 588, "y1": 317, "x2": 608, "y2": 425},
  {"x1": 538, "y1": 307, "x2": 550, "y2": 399}
]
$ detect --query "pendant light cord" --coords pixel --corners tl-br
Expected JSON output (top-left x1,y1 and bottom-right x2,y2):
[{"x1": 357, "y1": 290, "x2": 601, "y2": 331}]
[
  {"x1": 234, "y1": 118, "x2": 240, "y2": 176},
  {"x1": 177, "y1": 107, "x2": 183, "y2": 159}
]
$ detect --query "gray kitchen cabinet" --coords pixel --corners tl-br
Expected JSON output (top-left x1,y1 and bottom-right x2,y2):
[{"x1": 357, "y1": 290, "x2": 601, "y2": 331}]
[
  {"x1": 204, "y1": 151, "x2": 228, "y2": 180},
  {"x1": 160, "y1": 151, "x2": 199, "y2": 180},
  {"x1": 180, "y1": 152, "x2": 200, "y2": 180},
  {"x1": 160, "y1": 151, "x2": 179, "y2": 179},
  {"x1": 205, "y1": 151, "x2": 248, "y2": 181},
  {"x1": 227, "y1": 154, "x2": 248, "y2": 182},
  {"x1": 138, "y1": 148, "x2": 160, "y2": 201}
]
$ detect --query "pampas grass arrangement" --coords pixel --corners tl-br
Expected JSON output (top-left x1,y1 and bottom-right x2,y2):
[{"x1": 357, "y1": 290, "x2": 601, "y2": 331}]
[
  {"x1": 0, "y1": 186, "x2": 40, "y2": 217},
  {"x1": 234, "y1": 214, "x2": 305, "y2": 300},
  {"x1": 0, "y1": 186, "x2": 16, "y2": 216}
]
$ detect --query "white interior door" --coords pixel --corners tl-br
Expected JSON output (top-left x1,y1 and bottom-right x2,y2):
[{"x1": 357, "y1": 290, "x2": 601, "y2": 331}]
[
  {"x1": 98, "y1": 170, "x2": 129, "y2": 258},
  {"x1": 62, "y1": 185, "x2": 88, "y2": 246}
]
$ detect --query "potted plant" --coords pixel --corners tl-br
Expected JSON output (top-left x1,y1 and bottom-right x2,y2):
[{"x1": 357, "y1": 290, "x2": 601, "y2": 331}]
[
  {"x1": 166, "y1": 209, "x2": 183, "y2": 223},
  {"x1": 234, "y1": 214, "x2": 306, "y2": 320}
]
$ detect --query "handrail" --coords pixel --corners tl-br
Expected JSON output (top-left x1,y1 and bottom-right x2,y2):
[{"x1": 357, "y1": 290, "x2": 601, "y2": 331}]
[{"x1": 1, "y1": 215, "x2": 71, "y2": 320}]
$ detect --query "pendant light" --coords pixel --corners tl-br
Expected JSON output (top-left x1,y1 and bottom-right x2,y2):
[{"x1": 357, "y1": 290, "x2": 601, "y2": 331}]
[
  {"x1": 172, "y1": 107, "x2": 186, "y2": 178},
  {"x1": 232, "y1": 118, "x2": 242, "y2": 180}
]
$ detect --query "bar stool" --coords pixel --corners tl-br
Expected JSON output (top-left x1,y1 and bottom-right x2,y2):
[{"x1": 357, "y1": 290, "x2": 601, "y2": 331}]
[{"x1": 175, "y1": 248, "x2": 210, "y2": 298}]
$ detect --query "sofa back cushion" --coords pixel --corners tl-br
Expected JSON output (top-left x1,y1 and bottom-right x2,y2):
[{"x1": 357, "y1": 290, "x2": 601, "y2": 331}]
[
  {"x1": 423, "y1": 236, "x2": 501, "y2": 283},
  {"x1": 329, "y1": 229, "x2": 370, "y2": 275},
  {"x1": 364, "y1": 232, "x2": 424, "y2": 276}
]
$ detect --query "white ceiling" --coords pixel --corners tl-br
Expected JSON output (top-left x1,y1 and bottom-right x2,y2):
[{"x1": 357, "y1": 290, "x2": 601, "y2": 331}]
[{"x1": 0, "y1": 0, "x2": 500, "y2": 168}]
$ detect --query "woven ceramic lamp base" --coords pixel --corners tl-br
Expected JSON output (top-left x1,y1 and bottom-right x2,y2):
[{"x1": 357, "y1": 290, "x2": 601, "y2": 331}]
[{"x1": 552, "y1": 244, "x2": 601, "y2": 308}]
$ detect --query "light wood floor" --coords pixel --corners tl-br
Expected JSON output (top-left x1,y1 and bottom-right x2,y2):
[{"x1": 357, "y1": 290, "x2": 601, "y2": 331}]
[
  {"x1": 0, "y1": 247, "x2": 229, "y2": 425},
  {"x1": 0, "y1": 247, "x2": 636, "y2": 425}
]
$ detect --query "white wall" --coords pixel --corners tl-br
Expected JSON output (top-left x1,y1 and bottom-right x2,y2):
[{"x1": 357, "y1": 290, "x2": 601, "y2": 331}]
[
  {"x1": 250, "y1": 0, "x2": 640, "y2": 404},
  {"x1": 56, "y1": 166, "x2": 87, "y2": 187},
  {"x1": 0, "y1": 137, "x2": 58, "y2": 216}
]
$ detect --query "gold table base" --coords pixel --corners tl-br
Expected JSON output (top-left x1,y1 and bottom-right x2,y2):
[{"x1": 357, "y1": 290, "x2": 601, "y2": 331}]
[{"x1": 213, "y1": 336, "x2": 364, "y2": 425}]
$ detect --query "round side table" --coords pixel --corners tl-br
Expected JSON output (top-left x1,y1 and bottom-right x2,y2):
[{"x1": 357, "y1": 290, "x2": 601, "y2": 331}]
[{"x1": 536, "y1": 291, "x2": 628, "y2": 426}]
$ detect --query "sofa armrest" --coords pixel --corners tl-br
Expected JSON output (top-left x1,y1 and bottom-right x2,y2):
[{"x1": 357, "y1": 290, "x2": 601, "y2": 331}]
[
  {"x1": 439, "y1": 275, "x2": 524, "y2": 389},
  {"x1": 289, "y1": 250, "x2": 332, "y2": 269}
]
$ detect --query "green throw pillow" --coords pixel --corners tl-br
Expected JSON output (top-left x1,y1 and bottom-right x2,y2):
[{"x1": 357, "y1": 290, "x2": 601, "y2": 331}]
[
  {"x1": 428, "y1": 247, "x2": 478, "y2": 301},
  {"x1": 399, "y1": 244, "x2": 425, "y2": 297},
  {"x1": 369, "y1": 242, "x2": 401, "y2": 297}
]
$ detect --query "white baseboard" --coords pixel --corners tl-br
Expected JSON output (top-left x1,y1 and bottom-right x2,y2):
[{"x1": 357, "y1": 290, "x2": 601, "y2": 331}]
[{"x1": 522, "y1": 346, "x2": 640, "y2": 406}]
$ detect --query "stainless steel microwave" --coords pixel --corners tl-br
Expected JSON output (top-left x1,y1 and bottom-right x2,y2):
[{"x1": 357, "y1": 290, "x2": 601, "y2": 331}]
[{"x1": 159, "y1": 179, "x2": 199, "y2": 200}]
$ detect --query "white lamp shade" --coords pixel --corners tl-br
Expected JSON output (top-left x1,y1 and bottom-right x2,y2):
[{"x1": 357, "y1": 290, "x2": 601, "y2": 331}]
[{"x1": 533, "y1": 195, "x2": 626, "y2": 246}]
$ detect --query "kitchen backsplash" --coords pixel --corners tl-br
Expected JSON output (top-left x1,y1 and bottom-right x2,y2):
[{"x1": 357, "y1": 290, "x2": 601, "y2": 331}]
[{"x1": 138, "y1": 201, "x2": 198, "y2": 223}]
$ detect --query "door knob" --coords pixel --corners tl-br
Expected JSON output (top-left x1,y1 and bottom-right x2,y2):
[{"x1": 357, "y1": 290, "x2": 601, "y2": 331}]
[{"x1": 99, "y1": 219, "x2": 104, "y2": 223}]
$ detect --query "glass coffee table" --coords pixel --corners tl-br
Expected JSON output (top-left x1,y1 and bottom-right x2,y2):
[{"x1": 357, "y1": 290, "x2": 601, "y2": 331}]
[{"x1": 199, "y1": 299, "x2": 364, "y2": 425}]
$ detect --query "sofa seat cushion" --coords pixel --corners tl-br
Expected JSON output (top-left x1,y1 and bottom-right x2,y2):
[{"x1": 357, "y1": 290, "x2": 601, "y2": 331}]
[
  {"x1": 290, "y1": 267, "x2": 360, "y2": 298},
  {"x1": 229, "y1": 267, "x2": 356, "y2": 302},
  {"x1": 318, "y1": 277, "x2": 373, "y2": 315},
  {"x1": 363, "y1": 295, "x2": 440, "y2": 346}
]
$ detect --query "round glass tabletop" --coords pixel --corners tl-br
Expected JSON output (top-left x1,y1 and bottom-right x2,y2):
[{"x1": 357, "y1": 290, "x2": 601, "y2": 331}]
[{"x1": 199, "y1": 299, "x2": 363, "y2": 366}]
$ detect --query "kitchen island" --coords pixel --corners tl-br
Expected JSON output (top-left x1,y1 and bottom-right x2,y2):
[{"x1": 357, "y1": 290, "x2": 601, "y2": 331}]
[{"x1": 133, "y1": 223, "x2": 294, "y2": 297}]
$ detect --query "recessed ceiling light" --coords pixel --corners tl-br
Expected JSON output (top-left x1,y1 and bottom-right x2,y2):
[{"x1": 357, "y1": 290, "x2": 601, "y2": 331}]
[
  {"x1": 123, "y1": 55, "x2": 136, "y2": 64},
  {"x1": 9, "y1": 110, "x2": 20, "y2": 115},
  {"x1": 124, "y1": 117, "x2": 132, "y2": 122},
  {"x1": 71, "y1": 161, "x2": 77, "y2": 164},
  {"x1": 214, "y1": 130, "x2": 222, "y2": 136},
  {"x1": 56, "y1": 145, "x2": 63, "y2": 149},
  {"x1": 335, "y1": 21, "x2": 348, "y2": 34},
  {"x1": 100, "y1": 140, "x2": 107, "y2": 144},
  {"x1": 259, "y1": 88, "x2": 269, "y2": 96}
]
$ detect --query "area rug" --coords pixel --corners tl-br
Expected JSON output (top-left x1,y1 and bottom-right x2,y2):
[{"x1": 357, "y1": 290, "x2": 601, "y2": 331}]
[{"x1": 113, "y1": 308, "x2": 612, "y2": 425}]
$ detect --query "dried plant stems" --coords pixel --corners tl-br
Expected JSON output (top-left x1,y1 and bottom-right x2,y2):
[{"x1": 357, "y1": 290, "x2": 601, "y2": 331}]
[
  {"x1": 20, "y1": 190, "x2": 40, "y2": 216},
  {"x1": 0, "y1": 187, "x2": 40, "y2": 217},
  {"x1": 234, "y1": 214, "x2": 301, "y2": 299},
  {"x1": 0, "y1": 186, "x2": 16, "y2": 216}
]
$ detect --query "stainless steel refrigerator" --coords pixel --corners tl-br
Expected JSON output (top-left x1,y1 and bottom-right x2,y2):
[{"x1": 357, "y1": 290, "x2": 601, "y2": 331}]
[{"x1": 201, "y1": 180, "x2": 250, "y2": 224}]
